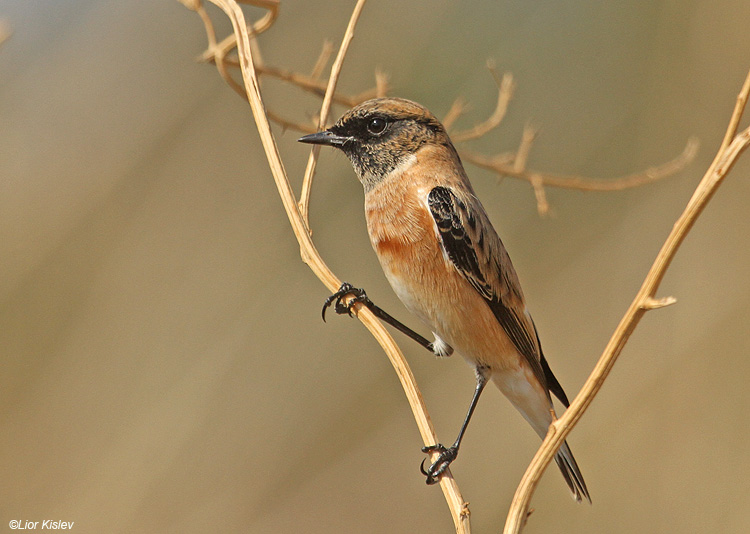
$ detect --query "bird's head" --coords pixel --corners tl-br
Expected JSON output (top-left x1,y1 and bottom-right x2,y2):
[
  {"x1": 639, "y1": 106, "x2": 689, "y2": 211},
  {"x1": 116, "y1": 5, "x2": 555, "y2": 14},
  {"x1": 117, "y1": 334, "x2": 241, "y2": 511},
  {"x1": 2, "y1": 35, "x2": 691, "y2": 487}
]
[{"x1": 298, "y1": 97, "x2": 453, "y2": 191}]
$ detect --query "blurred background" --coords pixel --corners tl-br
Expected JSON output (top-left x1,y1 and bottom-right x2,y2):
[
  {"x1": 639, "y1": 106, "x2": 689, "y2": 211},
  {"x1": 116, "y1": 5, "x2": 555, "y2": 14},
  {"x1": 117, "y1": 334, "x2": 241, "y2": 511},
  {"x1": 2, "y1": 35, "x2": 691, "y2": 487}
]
[{"x1": 1, "y1": 1, "x2": 749, "y2": 532}]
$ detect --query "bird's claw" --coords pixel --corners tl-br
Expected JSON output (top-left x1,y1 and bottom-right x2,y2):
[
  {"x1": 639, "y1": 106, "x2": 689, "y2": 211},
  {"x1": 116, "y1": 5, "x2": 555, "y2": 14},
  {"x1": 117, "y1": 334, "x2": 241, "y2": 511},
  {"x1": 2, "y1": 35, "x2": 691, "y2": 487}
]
[
  {"x1": 420, "y1": 443, "x2": 458, "y2": 485},
  {"x1": 322, "y1": 282, "x2": 371, "y2": 322}
]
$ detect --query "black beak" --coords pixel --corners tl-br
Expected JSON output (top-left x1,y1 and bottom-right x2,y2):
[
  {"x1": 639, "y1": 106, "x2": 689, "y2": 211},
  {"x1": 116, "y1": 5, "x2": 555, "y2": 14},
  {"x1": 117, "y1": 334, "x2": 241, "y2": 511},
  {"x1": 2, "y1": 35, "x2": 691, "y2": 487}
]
[{"x1": 298, "y1": 130, "x2": 349, "y2": 147}]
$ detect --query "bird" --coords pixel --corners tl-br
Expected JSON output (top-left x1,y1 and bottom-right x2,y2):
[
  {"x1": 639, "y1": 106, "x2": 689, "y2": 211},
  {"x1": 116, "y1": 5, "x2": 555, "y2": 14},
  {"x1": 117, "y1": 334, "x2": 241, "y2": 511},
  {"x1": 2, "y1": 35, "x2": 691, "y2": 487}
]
[{"x1": 298, "y1": 97, "x2": 590, "y2": 502}]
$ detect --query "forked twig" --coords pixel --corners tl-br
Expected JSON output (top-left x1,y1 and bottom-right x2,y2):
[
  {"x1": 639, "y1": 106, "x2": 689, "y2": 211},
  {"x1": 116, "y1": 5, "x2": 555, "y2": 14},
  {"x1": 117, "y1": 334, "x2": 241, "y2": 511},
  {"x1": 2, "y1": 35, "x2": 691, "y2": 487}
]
[
  {"x1": 189, "y1": 4, "x2": 694, "y2": 213},
  {"x1": 463, "y1": 137, "x2": 700, "y2": 215},
  {"x1": 450, "y1": 62, "x2": 515, "y2": 143},
  {"x1": 310, "y1": 40, "x2": 334, "y2": 80},
  {"x1": 180, "y1": 3, "x2": 738, "y2": 532},
  {"x1": 463, "y1": 138, "x2": 700, "y2": 191},
  {"x1": 503, "y1": 69, "x2": 750, "y2": 533},
  {"x1": 189, "y1": 1, "x2": 472, "y2": 532},
  {"x1": 298, "y1": 0, "x2": 367, "y2": 225},
  {"x1": 442, "y1": 97, "x2": 468, "y2": 130},
  {"x1": 193, "y1": 2, "x2": 387, "y2": 117}
]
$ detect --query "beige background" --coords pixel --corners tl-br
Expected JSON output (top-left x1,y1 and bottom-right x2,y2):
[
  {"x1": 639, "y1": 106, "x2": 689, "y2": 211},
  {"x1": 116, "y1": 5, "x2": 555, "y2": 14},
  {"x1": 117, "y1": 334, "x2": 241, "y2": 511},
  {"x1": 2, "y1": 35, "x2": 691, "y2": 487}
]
[{"x1": 1, "y1": 1, "x2": 749, "y2": 532}]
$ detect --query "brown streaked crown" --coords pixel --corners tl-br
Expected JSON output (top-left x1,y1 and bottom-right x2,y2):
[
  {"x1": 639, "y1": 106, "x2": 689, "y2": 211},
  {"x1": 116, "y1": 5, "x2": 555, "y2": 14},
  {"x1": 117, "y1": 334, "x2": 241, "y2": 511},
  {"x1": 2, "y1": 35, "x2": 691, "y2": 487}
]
[{"x1": 300, "y1": 97, "x2": 457, "y2": 191}]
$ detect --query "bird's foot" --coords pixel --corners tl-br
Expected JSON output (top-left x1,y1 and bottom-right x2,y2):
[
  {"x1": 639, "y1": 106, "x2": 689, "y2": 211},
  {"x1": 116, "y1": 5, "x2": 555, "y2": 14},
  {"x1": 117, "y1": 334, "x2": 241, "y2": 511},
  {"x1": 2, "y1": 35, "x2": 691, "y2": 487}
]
[
  {"x1": 420, "y1": 444, "x2": 458, "y2": 485},
  {"x1": 322, "y1": 282, "x2": 371, "y2": 322}
]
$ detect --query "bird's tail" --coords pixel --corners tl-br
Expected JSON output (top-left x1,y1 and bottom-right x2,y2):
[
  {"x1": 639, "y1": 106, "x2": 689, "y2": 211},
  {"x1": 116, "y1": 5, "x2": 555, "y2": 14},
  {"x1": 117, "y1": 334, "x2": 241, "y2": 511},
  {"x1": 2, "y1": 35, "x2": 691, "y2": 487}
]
[{"x1": 554, "y1": 441, "x2": 591, "y2": 503}]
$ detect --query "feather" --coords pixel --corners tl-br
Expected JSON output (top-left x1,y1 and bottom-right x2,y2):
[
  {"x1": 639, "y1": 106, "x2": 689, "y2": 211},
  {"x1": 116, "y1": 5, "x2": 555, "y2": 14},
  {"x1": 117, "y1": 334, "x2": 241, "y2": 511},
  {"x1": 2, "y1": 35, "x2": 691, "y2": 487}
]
[{"x1": 427, "y1": 185, "x2": 568, "y2": 406}]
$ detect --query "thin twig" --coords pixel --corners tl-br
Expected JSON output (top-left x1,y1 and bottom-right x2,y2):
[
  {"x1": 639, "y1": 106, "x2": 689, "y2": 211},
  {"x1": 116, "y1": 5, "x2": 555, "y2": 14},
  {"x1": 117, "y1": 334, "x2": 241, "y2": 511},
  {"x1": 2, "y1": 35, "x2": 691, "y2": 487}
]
[
  {"x1": 193, "y1": 0, "x2": 343, "y2": 136},
  {"x1": 310, "y1": 40, "x2": 334, "y2": 80},
  {"x1": 513, "y1": 123, "x2": 538, "y2": 173},
  {"x1": 528, "y1": 174, "x2": 550, "y2": 216},
  {"x1": 256, "y1": 64, "x2": 371, "y2": 107},
  {"x1": 192, "y1": 1, "x2": 471, "y2": 532},
  {"x1": 514, "y1": 124, "x2": 544, "y2": 214},
  {"x1": 442, "y1": 97, "x2": 468, "y2": 131},
  {"x1": 267, "y1": 110, "x2": 317, "y2": 134},
  {"x1": 462, "y1": 136, "x2": 699, "y2": 191},
  {"x1": 193, "y1": 9, "x2": 693, "y2": 213},
  {"x1": 298, "y1": 0, "x2": 367, "y2": 226},
  {"x1": 374, "y1": 69, "x2": 390, "y2": 97},
  {"x1": 462, "y1": 136, "x2": 698, "y2": 215},
  {"x1": 450, "y1": 63, "x2": 515, "y2": 143},
  {"x1": 719, "y1": 71, "x2": 750, "y2": 152},
  {"x1": 202, "y1": 54, "x2": 385, "y2": 109},
  {"x1": 239, "y1": 0, "x2": 280, "y2": 34},
  {"x1": 503, "y1": 68, "x2": 750, "y2": 534}
]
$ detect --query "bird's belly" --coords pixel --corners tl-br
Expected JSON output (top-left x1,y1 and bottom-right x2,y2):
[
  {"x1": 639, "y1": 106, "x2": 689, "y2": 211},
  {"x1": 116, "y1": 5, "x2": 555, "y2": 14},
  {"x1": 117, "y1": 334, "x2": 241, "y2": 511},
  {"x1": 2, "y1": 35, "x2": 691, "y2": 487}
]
[
  {"x1": 365, "y1": 179, "x2": 520, "y2": 372},
  {"x1": 374, "y1": 236, "x2": 520, "y2": 372}
]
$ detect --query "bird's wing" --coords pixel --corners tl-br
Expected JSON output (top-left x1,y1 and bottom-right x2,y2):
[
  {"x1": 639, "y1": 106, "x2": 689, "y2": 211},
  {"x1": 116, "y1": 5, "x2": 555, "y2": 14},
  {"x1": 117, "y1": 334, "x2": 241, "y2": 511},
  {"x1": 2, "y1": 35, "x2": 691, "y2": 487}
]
[{"x1": 427, "y1": 186, "x2": 568, "y2": 405}]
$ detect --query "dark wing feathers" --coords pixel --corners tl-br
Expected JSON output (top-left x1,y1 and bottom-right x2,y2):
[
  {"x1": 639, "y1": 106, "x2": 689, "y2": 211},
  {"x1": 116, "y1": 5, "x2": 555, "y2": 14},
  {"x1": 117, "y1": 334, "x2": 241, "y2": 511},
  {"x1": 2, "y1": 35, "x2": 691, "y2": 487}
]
[
  {"x1": 534, "y1": 320, "x2": 570, "y2": 407},
  {"x1": 428, "y1": 191, "x2": 493, "y2": 299},
  {"x1": 427, "y1": 186, "x2": 568, "y2": 405}
]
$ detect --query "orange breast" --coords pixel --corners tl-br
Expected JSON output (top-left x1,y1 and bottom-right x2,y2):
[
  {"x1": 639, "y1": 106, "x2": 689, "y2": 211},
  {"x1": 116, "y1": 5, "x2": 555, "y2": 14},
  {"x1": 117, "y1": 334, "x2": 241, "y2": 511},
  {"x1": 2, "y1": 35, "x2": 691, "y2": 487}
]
[
  {"x1": 374, "y1": 235, "x2": 407, "y2": 256},
  {"x1": 363, "y1": 170, "x2": 522, "y2": 372},
  {"x1": 367, "y1": 172, "x2": 431, "y2": 248}
]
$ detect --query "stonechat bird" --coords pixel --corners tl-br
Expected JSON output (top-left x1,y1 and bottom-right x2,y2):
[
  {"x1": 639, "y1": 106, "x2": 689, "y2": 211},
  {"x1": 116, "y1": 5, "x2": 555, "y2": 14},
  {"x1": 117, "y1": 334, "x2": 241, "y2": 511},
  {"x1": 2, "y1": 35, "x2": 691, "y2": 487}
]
[{"x1": 299, "y1": 97, "x2": 590, "y2": 502}]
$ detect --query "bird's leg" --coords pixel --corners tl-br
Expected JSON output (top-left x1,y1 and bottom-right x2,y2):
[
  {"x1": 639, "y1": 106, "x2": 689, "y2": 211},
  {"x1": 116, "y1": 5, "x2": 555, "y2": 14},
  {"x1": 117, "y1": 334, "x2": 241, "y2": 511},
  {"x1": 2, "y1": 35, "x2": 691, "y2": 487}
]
[
  {"x1": 420, "y1": 366, "x2": 490, "y2": 484},
  {"x1": 322, "y1": 282, "x2": 438, "y2": 354}
]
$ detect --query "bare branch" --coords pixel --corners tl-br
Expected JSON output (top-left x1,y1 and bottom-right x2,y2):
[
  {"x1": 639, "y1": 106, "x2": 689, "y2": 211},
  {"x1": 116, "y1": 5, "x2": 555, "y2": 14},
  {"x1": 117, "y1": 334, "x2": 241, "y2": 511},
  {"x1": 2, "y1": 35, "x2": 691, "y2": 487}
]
[
  {"x1": 267, "y1": 110, "x2": 317, "y2": 134},
  {"x1": 640, "y1": 295, "x2": 677, "y2": 310},
  {"x1": 442, "y1": 97, "x2": 468, "y2": 131},
  {"x1": 719, "y1": 70, "x2": 750, "y2": 154},
  {"x1": 192, "y1": 7, "x2": 694, "y2": 213},
  {"x1": 298, "y1": 0, "x2": 368, "y2": 226},
  {"x1": 194, "y1": 6, "x2": 381, "y2": 112},
  {"x1": 462, "y1": 136, "x2": 699, "y2": 192},
  {"x1": 513, "y1": 123, "x2": 538, "y2": 173},
  {"x1": 528, "y1": 174, "x2": 550, "y2": 216},
  {"x1": 238, "y1": 0, "x2": 280, "y2": 34},
  {"x1": 504, "y1": 68, "x2": 750, "y2": 534},
  {"x1": 202, "y1": 51, "x2": 376, "y2": 108},
  {"x1": 310, "y1": 40, "x2": 334, "y2": 80},
  {"x1": 181, "y1": 4, "x2": 720, "y2": 532},
  {"x1": 450, "y1": 62, "x2": 515, "y2": 142},
  {"x1": 374, "y1": 69, "x2": 390, "y2": 98},
  {"x1": 183, "y1": 1, "x2": 471, "y2": 532}
]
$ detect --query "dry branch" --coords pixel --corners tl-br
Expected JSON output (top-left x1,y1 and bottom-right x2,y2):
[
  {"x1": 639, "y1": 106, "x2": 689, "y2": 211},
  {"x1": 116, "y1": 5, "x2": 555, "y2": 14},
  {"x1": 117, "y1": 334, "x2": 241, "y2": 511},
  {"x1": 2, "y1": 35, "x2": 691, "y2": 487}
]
[
  {"x1": 442, "y1": 96, "x2": 468, "y2": 130},
  {"x1": 298, "y1": 0, "x2": 368, "y2": 226},
  {"x1": 463, "y1": 137, "x2": 700, "y2": 191},
  {"x1": 188, "y1": 4, "x2": 695, "y2": 213},
  {"x1": 179, "y1": 2, "x2": 738, "y2": 533},
  {"x1": 310, "y1": 39, "x2": 334, "y2": 80},
  {"x1": 503, "y1": 69, "x2": 750, "y2": 533},
  {"x1": 198, "y1": 30, "x2": 387, "y2": 108},
  {"x1": 450, "y1": 63, "x2": 515, "y2": 143},
  {"x1": 183, "y1": 1, "x2": 471, "y2": 532},
  {"x1": 464, "y1": 137, "x2": 699, "y2": 215}
]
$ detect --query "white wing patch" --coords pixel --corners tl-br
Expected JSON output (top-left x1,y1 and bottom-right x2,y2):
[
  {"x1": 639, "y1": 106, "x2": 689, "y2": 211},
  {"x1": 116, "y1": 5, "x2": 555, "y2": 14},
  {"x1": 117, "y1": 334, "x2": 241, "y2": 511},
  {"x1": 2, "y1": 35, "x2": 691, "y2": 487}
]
[{"x1": 431, "y1": 334, "x2": 454, "y2": 357}]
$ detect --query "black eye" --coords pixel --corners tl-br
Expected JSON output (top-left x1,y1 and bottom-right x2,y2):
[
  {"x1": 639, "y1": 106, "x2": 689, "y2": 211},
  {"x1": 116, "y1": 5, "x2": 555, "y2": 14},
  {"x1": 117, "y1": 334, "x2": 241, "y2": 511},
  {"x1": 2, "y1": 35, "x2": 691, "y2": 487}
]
[{"x1": 366, "y1": 117, "x2": 388, "y2": 135}]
